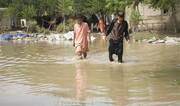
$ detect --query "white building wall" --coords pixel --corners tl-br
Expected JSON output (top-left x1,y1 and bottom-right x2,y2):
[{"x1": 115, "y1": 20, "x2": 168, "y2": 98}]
[{"x1": 125, "y1": 2, "x2": 180, "y2": 33}]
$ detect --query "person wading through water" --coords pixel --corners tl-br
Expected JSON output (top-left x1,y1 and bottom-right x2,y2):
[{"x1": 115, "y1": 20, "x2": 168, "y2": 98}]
[
  {"x1": 73, "y1": 14, "x2": 91, "y2": 60},
  {"x1": 98, "y1": 17, "x2": 105, "y2": 34},
  {"x1": 105, "y1": 11, "x2": 130, "y2": 63}
]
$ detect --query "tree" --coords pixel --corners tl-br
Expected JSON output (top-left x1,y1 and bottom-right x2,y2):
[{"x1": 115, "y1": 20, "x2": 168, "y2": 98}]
[
  {"x1": 7, "y1": 0, "x2": 59, "y2": 18},
  {"x1": 126, "y1": 0, "x2": 144, "y2": 10},
  {"x1": 58, "y1": 0, "x2": 75, "y2": 32},
  {"x1": 148, "y1": 0, "x2": 180, "y2": 33},
  {"x1": 0, "y1": 10, "x2": 6, "y2": 21},
  {"x1": 129, "y1": 9, "x2": 141, "y2": 32},
  {"x1": 105, "y1": 0, "x2": 128, "y2": 14},
  {"x1": 44, "y1": 0, "x2": 58, "y2": 16},
  {"x1": 0, "y1": 0, "x2": 12, "y2": 7},
  {"x1": 31, "y1": 0, "x2": 47, "y2": 16},
  {"x1": 21, "y1": 5, "x2": 36, "y2": 22},
  {"x1": 86, "y1": 0, "x2": 106, "y2": 16},
  {"x1": 7, "y1": 0, "x2": 24, "y2": 20},
  {"x1": 7, "y1": 0, "x2": 37, "y2": 32},
  {"x1": 21, "y1": 5, "x2": 36, "y2": 32},
  {"x1": 73, "y1": 0, "x2": 88, "y2": 14}
]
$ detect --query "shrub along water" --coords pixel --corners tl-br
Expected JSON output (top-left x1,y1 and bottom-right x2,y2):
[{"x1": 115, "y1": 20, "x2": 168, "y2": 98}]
[
  {"x1": 130, "y1": 32, "x2": 158, "y2": 41},
  {"x1": 56, "y1": 20, "x2": 76, "y2": 33}
]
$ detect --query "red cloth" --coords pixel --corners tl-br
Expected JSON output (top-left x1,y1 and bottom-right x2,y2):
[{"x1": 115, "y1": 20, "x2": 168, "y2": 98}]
[{"x1": 99, "y1": 20, "x2": 104, "y2": 33}]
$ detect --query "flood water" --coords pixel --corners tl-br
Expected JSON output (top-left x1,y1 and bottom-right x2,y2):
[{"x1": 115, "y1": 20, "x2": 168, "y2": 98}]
[{"x1": 0, "y1": 35, "x2": 180, "y2": 106}]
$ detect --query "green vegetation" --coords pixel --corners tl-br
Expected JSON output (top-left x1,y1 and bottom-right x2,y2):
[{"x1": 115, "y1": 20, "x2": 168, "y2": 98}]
[
  {"x1": 0, "y1": 10, "x2": 6, "y2": 21},
  {"x1": 56, "y1": 20, "x2": 76, "y2": 33},
  {"x1": 0, "y1": 27, "x2": 11, "y2": 34},
  {"x1": 173, "y1": 80, "x2": 180, "y2": 86},
  {"x1": 176, "y1": 80, "x2": 180, "y2": 86},
  {"x1": 5, "y1": 0, "x2": 130, "y2": 21},
  {"x1": 0, "y1": 10, "x2": 11, "y2": 34},
  {"x1": 28, "y1": 20, "x2": 49, "y2": 34},
  {"x1": 130, "y1": 32, "x2": 158, "y2": 41},
  {"x1": 0, "y1": 0, "x2": 179, "y2": 33},
  {"x1": 129, "y1": 9, "x2": 140, "y2": 22},
  {"x1": 0, "y1": 0, "x2": 12, "y2": 7},
  {"x1": 3, "y1": 0, "x2": 180, "y2": 19},
  {"x1": 58, "y1": 0, "x2": 75, "y2": 32},
  {"x1": 105, "y1": 0, "x2": 127, "y2": 14},
  {"x1": 28, "y1": 20, "x2": 39, "y2": 33}
]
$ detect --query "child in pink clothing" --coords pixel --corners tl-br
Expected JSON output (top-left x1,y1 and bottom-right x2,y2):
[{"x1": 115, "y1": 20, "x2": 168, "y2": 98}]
[{"x1": 73, "y1": 14, "x2": 91, "y2": 59}]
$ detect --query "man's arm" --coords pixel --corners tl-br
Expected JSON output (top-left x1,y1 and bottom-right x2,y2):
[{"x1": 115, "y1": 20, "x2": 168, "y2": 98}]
[
  {"x1": 124, "y1": 21, "x2": 130, "y2": 44},
  {"x1": 105, "y1": 19, "x2": 116, "y2": 36}
]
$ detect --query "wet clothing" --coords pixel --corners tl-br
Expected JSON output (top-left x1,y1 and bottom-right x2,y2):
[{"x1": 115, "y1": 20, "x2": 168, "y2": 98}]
[
  {"x1": 109, "y1": 39, "x2": 123, "y2": 61},
  {"x1": 106, "y1": 19, "x2": 129, "y2": 41},
  {"x1": 74, "y1": 22, "x2": 90, "y2": 53},
  {"x1": 105, "y1": 19, "x2": 129, "y2": 62},
  {"x1": 99, "y1": 20, "x2": 104, "y2": 33}
]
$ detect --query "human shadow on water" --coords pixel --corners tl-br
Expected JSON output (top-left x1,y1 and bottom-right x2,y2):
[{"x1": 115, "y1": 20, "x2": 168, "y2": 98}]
[{"x1": 75, "y1": 62, "x2": 90, "y2": 105}]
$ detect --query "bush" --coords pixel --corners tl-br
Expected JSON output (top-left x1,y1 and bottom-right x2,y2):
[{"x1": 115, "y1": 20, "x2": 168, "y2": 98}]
[
  {"x1": 28, "y1": 20, "x2": 37, "y2": 33},
  {"x1": 65, "y1": 25, "x2": 71, "y2": 32},
  {"x1": 43, "y1": 29, "x2": 50, "y2": 35},
  {"x1": 131, "y1": 33, "x2": 158, "y2": 41},
  {"x1": 56, "y1": 24, "x2": 64, "y2": 33},
  {"x1": 28, "y1": 20, "x2": 46, "y2": 33},
  {"x1": 130, "y1": 9, "x2": 140, "y2": 22},
  {"x1": 0, "y1": 10, "x2": 6, "y2": 21},
  {"x1": 36, "y1": 26, "x2": 45, "y2": 33},
  {"x1": 56, "y1": 20, "x2": 76, "y2": 33},
  {"x1": 68, "y1": 20, "x2": 76, "y2": 30},
  {"x1": 0, "y1": 27, "x2": 11, "y2": 34}
]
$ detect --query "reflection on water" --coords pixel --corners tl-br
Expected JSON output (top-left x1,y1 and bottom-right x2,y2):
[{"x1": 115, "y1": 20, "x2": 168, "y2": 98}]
[
  {"x1": 108, "y1": 65, "x2": 126, "y2": 106},
  {"x1": 0, "y1": 34, "x2": 180, "y2": 106},
  {"x1": 76, "y1": 62, "x2": 90, "y2": 104}
]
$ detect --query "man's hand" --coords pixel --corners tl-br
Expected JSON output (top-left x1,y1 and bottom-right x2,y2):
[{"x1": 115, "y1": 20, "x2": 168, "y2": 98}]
[
  {"x1": 127, "y1": 40, "x2": 130, "y2": 44},
  {"x1": 104, "y1": 36, "x2": 108, "y2": 40},
  {"x1": 73, "y1": 42, "x2": 75, "y2": 47}
]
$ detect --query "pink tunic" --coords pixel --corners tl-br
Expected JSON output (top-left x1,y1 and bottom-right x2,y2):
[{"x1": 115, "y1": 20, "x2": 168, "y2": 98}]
[{"x1": 74, "y1": 22, "x2": 90, "y2": 53}]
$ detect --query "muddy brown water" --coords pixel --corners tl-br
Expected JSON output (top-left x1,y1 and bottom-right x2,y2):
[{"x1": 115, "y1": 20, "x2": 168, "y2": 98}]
[{"x1": 0, "y1": 35, "x2": 180, "y2": 106}]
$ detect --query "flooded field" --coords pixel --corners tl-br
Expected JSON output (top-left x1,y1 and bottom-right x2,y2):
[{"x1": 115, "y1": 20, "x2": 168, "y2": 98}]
[{"x1": 0, "y1": 35, "x2": 180, "y2": 106}]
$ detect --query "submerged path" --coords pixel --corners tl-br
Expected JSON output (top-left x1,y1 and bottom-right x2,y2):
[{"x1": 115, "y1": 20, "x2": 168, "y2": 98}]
[{"x1": 0, "y1": 35, "x2": 180, "y2": 106}]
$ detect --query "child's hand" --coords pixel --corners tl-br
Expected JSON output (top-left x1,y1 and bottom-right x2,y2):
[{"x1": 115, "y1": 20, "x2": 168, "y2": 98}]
[
  {"x1": 89, "y1": 40, "x2": 91, "y2": 45},
  {"x1": 73, "y1": 42, "x2": 75, "y2": 47}
]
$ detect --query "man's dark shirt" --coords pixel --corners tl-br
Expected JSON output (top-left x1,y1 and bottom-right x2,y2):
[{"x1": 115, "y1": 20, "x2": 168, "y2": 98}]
[{"x1": 106, "y1": 19, "x2": 130, "y2": 42}]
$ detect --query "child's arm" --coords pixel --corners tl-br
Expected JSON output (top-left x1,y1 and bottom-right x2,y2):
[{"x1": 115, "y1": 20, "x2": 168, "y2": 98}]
[
  {"x1": 73, "y1": 30, "x2": 76, "y2": 47},
  {"x1": 86, "y1": 24, "x2": 91, "y2": 45},
  {"x1": 88, "y1": 32, "x2": 91, "y2": 45}
]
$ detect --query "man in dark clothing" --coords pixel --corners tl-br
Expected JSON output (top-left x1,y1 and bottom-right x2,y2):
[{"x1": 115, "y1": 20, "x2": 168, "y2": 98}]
[{"x1": 105, "y1": 11, "x2": 130, "y2": 63}]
